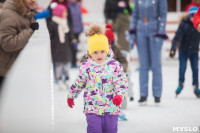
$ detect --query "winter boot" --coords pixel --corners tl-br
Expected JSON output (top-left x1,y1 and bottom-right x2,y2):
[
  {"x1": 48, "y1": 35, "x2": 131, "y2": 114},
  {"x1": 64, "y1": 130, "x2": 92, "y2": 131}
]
[
  {"x1": 154, "y1": 97, "x2": 160, "y2": 104},
  {"x1": 175, "y1": 83, "x2": 183, "y2": 97},
  {"x1": 138, "y1": 97, "x2": 147, "y2": 105},
  {"x1": 194, "y1": 85, "x2": 200, "y2": 98}
]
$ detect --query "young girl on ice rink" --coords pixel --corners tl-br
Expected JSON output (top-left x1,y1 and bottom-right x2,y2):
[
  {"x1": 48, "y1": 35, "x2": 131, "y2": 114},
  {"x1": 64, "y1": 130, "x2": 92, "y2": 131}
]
[{"x1": 67, "y1": 24, "x2": 128, "y2": 133}]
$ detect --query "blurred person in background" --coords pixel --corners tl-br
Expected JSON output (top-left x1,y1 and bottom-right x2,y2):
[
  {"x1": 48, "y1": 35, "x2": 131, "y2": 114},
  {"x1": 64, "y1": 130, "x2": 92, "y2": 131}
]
[
  {"x1": 170, "y1": 6, "x2": 200, "y2": 98},
  {"x1": 105, "y1": 24, "x2": 134, "y2": 121},
  {"x1": 0, "y1": 0, "x2": 38, "y2": 91},
  {"x1": 48, "y1": 4, "x2": 73, "y2": 90},
  {"x1": 43, "y1": 0, "x2": 75, "y2": 87},
  {"x1": 0, "y1": 0, "x2": 5, "y2": 14},
  {"x1": 185, "y1": 0, "x2": 200, "y2": 12},
  {"x1": 68, "y1": 0, "x2": 83, "y2": 68},
  {"x1": 44, "y1": 0, "x2": 71, "y2": 28},
  {"x1": 129, "y1": 0, "x2": 167, "y2": 105},
  {"x1": 113, "y1": 0, "x2": 131, "y2": 53},
  {"x1": 104, "y1": 0, "x2": 119, "y2": 24}
]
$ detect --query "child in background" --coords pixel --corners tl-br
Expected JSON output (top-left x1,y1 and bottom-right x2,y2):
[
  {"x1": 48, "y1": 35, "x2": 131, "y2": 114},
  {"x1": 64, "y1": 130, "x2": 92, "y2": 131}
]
[
  {"x1": 67, "y1": 24, "x2": 128, "y2": 133},
  {"x1": 48, "y1": 4, "x2": 72, "y2": 89},
  {"x1": 170, "y1": 6, "x2": 200, "y2": 98},
  {"x1": 105, "y1": 24, "x2": 134, "y2": 121}
]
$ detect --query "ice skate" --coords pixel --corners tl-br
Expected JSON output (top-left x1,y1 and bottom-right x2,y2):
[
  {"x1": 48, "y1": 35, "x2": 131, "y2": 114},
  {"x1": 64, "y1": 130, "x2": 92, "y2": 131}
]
[
  {"x1": 138, "y1": 97, "x2": 147, "y2": 106},
  {"x1": 154, "y1": 97, "x2": 161, "y2": 105},
  {"x1": 118, "y1": 113, "x2": 128, "y2": 121},
  {"x1": 194, "y1": 86, "x2": 200, "y2": 98},
  {"x1": 175, "y1": 83, "x2": 183, "y2": 97}
]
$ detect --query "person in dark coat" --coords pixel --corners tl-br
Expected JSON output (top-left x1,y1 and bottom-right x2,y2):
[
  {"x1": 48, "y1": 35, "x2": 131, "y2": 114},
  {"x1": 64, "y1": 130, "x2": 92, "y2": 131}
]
[
  {"x1": 104, "y1": 0, "x2": 119, "y2": 24},
  {"x1": 48, "y1": 4, "x2": 72, "y2": 89},
  {"x1": 170, "y1": 6, "x2": 200, "y2": 98}
]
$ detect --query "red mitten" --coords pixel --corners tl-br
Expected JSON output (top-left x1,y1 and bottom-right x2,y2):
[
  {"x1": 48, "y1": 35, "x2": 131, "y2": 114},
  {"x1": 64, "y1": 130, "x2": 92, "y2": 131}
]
[
  {"x1": 67, "y1": 98, "x2": 74, "y2": 108},
  {"x1": 112, "y1": 95, "x2": 122, "y2": 106}
]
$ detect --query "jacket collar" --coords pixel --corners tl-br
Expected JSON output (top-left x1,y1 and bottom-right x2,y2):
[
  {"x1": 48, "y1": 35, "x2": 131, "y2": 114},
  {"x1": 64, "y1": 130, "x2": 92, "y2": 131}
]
[{"x1": 88, "y1": 56, "x2": 112, "y2": 66}]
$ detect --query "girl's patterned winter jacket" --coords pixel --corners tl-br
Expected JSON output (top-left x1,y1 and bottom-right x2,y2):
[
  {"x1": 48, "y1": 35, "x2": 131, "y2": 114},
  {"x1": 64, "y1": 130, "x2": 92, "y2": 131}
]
[{"x1": 68, "y1": 55, "x2": 128, "y2": 115}]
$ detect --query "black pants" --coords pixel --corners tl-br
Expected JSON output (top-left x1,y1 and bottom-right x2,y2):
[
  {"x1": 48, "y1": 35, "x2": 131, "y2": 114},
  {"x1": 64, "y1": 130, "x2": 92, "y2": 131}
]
[{"x1": 71, "y1": 33, "x2": 80, "y2": 66}]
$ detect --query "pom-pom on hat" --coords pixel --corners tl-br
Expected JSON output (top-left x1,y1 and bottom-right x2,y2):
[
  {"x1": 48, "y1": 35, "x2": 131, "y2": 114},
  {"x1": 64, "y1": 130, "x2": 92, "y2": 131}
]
[
  {"x1": 87, "y1": 24, "x2": 109, "y2": 56},
  {"x1": 105, "y1": 24, "x2": 115, "y2": 45},
  {"x1": 188, "y1": 6, "x2": 198, "y2": 18},
  {"x1": 52, "y1": 4, "x2": 67, "y2": 18}
]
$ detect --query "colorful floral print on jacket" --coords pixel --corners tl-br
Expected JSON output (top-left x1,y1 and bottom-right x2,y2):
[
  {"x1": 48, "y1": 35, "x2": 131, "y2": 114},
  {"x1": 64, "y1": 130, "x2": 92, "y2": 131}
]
[{"x1": 68, "y1": 55, "x2": 128, "y2": 115}]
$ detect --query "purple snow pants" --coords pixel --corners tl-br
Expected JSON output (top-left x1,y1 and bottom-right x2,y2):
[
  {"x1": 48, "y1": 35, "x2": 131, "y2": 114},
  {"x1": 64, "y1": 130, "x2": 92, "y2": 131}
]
[{"x1": 86, "y1": 113, "x2": 118, "y2": 133}]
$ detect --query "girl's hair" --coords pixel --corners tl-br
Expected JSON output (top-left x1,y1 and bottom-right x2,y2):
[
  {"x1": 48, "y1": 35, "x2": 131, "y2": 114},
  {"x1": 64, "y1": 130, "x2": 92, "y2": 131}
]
[{"x1": 87, "y1": 24, "x2": 105, "y2": 37}]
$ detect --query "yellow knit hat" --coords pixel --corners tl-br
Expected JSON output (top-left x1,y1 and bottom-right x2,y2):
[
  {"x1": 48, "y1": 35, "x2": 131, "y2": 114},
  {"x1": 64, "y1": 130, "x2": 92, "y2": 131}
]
[{"x1": 88, "y1": 34, "x2": 109, "y2": 56}]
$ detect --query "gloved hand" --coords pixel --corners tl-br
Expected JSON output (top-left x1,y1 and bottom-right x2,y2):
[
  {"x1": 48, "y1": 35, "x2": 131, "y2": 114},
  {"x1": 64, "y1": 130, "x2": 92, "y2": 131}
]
[
  {"x1": 30, "y1": 22, "x2": 39, "y2": 31},
  {"x1": 129, "y1": 28, "x2": 136, "y2": 34},
  {"x1": 112, "y1": 95, "x2": 122, "y2": 106},
  {"x1": 154, "y1": 34, "x2": 168, "y2": 40},
  {"x1": 72, "y1": 39, "x2": 78, "y2": 50},
  {"x1": 129, "y1": 34, "x2": 135, "y2": 50},
  {"x1": 67, "y1": 98, "x2": 74, "y2": 108},
  {"x1": 169, "y1": 50, "x2": 176, "y2": 58}
]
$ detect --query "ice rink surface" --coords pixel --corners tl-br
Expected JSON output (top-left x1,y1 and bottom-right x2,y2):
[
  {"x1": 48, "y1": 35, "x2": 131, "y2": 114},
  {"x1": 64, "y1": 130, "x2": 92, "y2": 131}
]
[{"x1": 0, "y1": 0, "x2": 200, "y2": 133}]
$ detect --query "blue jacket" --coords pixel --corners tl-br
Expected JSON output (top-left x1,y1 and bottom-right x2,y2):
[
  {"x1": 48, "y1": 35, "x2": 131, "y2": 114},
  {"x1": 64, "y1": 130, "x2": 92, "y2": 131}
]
[
  {"x1": 130, "y1": 0, "x2": 167, "y2": 34},
  {"x1": 171, "y1": 17, "x2": 200, "y2": 53}
]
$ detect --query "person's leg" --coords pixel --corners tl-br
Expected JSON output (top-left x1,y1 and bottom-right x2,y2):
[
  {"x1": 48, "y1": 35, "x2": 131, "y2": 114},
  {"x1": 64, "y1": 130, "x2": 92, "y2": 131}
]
[
  {"x1": 189, "y1": 52, "x2": 199, "y2": 86},
  {"x1": 137, "y1": 32, "x2": 150, "y2": 98},
  {"x1": 178, "y1": 51, "x2": 188, "y2": 85},
  {"x1": 71, "y1": 33, "x2": 79, "y2": 67},
  {"x1": 127, "y1": 71, "x2": 134, "y2": 99},
  {"x1": 189, "y1": 52, "x2": 200, "y2": 98},
  {"x1": 86, "y1": 113, "x2": 102, "y2": 133},
  {"x1": 103, "y1": 115, "x2": 118, "y2": 133},
  {"x1": 63, "y1": 62, "x2": 71, "y2": 81},
  {"x1": 149, "y1": 36, "x2": 163, "y2": 98},
  {"x1": 54, "y1": 62, "x2": 63, "y2": 81}
]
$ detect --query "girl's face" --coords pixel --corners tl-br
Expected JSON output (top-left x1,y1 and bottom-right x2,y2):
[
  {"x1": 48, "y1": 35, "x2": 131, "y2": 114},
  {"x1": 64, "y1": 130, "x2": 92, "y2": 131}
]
[{"x1": 91, "y1": 50, "x2": 107, "y2": 64}]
